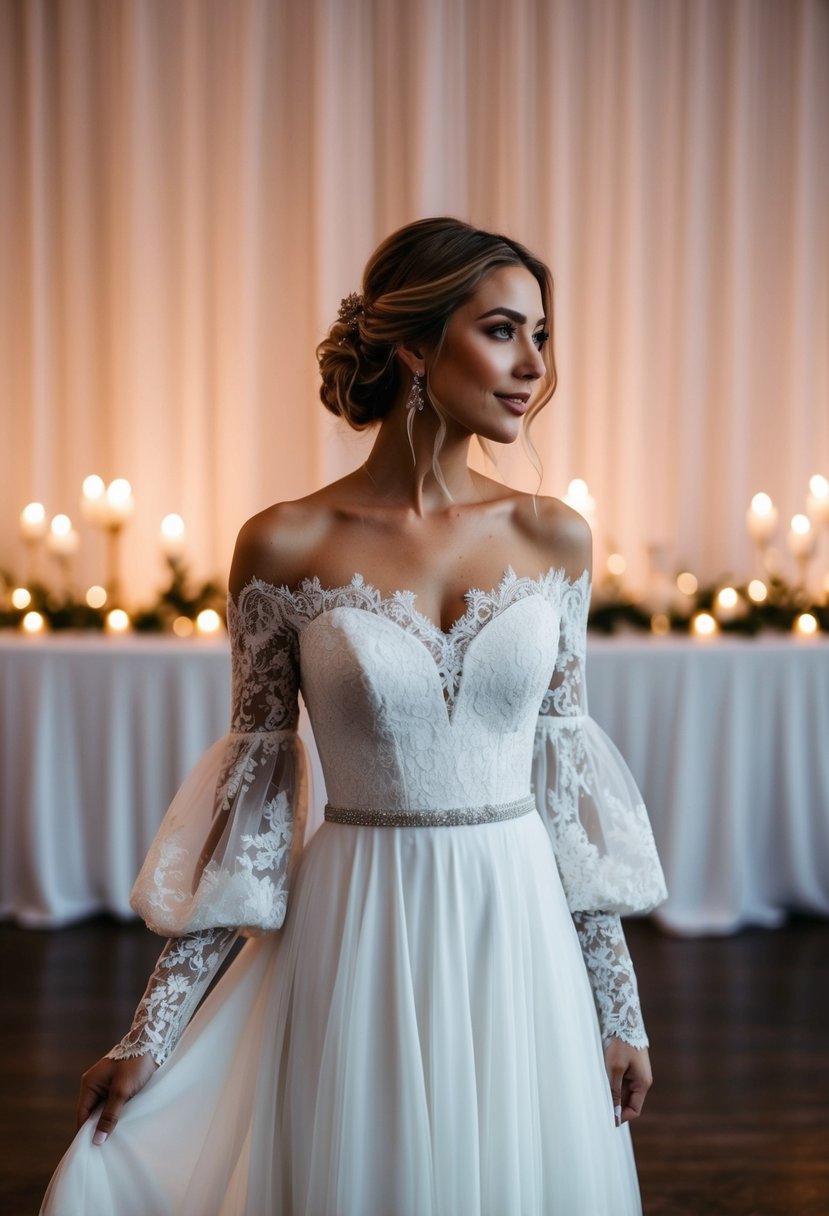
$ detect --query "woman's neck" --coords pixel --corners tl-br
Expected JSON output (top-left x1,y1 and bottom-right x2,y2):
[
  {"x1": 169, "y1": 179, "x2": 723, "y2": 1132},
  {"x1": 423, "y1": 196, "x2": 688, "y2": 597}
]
[{"x1": 363, "y1": 404, "x2": 481, "y2": 516}]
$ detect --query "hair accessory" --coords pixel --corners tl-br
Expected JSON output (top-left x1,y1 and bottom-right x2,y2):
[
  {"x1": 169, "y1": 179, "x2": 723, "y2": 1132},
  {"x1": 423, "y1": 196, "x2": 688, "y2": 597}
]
[
  {"x1": 337, "y1": 292, "x2": 364, "y2": 331},
  {"x1": 406, "y1": 371, "x2": 426, "y2": 412}
]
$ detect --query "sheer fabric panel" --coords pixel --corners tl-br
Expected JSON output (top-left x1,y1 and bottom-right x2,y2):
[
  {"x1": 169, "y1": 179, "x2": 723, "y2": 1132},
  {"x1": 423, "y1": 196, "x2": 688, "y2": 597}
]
[{"x1": 1, "y1": 0, "x2": 826, "y2": 595}]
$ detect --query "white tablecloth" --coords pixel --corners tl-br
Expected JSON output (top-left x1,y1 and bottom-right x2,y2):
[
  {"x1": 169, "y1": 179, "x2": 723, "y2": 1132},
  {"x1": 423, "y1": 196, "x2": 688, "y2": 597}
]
[
  {"x1": 2, "y1": 632, "x2": 828, "y2": 933},
  {"x1": 587, "y1": 634, "x2": 829, "y2": 934}
]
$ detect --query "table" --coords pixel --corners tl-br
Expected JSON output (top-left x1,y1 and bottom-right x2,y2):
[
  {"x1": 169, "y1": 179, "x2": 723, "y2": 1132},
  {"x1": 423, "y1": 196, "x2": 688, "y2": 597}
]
[
  {"x1": 2, "y1": 632, "x2": 828, "y2": 933},
  {"x1": 587, "y1": 634, "x2": 829, "y2": 934}
]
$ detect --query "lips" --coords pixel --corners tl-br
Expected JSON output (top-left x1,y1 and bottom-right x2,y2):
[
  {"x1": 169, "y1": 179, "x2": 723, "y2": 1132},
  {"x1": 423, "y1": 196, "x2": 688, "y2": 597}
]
[{"x1": 495, "y1": 393, "x2": 531, "y2": 416}]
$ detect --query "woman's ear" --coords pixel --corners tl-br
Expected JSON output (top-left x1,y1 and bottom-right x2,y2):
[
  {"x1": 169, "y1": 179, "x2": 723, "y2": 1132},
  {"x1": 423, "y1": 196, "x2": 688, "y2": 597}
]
[{"x1": 395, "y1": 343, "x2": 426, "y2": 379}]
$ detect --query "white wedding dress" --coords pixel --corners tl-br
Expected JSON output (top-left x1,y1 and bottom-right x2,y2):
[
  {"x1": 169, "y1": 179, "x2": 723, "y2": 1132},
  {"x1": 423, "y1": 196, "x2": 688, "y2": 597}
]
[{"x1": 42, "y1": 568, "x2": 666, "y2": 1216}]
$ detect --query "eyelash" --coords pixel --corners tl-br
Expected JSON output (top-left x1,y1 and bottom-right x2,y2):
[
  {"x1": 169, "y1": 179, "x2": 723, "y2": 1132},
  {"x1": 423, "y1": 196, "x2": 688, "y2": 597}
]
[{"x1": 488, "y1": 322, "x2": 549, "y2": 350}]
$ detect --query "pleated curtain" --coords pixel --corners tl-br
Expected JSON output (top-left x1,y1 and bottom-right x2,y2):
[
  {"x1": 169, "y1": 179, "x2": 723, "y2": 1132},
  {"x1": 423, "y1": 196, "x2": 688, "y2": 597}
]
[{"x1": 1, "y1": 0, "x2": 827, "y2": 599}]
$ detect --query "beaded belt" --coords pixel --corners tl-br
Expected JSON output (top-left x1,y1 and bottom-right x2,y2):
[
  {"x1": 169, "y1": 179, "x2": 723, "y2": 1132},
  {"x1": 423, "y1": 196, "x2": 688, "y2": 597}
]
[{"x1": 324, "y1": 794, "x2": 535, "y2": 829}]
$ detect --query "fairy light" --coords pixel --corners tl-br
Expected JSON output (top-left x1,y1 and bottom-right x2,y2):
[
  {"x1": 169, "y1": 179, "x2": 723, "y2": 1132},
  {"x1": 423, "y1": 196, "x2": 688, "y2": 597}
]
[
  {"x1": 676, "y1": 572, "x2": 698, "y2": 596},
  {"x1": 11, "y1": 588, "x2": 32, "y2": 610},
  {"x1": 22, "y1": 611, "x2": 45, "y2": 634},
  {"x1": 173, "y1": 616, "x2": 195, "y2": 638},
  {"x1": 747, "y1": 580, "x2": 767, "y2": 603},
  {"x1": 106, "y1": 608, "x2": 131, "y2": 633},
  {"x1": 86, "y1": 585, "x2": 108, "y2": 609}
]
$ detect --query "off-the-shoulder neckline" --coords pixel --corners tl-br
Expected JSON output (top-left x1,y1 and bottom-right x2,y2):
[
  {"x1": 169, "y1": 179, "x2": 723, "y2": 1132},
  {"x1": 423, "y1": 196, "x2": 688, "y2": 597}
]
[{"x1": 231, "y1": 566, "x2": 590, "y2": 640}]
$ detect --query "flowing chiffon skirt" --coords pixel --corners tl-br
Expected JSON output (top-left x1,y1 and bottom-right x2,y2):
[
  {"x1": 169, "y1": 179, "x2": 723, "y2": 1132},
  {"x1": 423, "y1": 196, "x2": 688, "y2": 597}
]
[{"x1": 42, "y1": 812, "x2": 641, "y2": 1216}]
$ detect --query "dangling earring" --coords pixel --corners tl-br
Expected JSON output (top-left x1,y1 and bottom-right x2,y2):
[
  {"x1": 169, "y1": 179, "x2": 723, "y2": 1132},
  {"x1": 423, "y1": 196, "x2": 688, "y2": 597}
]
[{"x1": 406, "y1": 371, "x2": 426, "y2": 412}]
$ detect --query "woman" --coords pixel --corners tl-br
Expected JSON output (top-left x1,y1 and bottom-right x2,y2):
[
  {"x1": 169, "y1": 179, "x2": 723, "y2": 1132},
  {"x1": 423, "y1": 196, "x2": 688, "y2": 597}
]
[{"x1": 42, "y1": 217, "x2": 666, "y2": 1215}]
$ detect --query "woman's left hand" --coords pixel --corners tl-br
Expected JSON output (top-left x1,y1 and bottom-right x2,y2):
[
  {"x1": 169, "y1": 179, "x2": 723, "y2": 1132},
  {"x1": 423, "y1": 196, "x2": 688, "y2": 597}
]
[{"x1": 604, "y1": 1039, "x2": 652, "y2": 1126}]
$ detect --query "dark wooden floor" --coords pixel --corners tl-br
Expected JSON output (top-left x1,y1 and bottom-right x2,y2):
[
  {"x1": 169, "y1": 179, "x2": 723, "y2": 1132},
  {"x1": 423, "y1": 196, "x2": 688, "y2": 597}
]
[{"x1": 2, "y1": 916, "x2": 828, "y2": 1216}]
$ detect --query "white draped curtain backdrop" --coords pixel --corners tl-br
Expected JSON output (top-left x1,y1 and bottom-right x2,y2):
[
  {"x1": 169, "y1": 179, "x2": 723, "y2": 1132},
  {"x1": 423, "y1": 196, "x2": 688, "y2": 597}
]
[{"x1": 1, "y1": 0, "x2": 827, "y2": 600}]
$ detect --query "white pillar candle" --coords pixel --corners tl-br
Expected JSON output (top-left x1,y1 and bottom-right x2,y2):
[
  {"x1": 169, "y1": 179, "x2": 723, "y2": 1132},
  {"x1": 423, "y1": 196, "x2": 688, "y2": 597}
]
[
  {"x1": 160, "y1": 514, "x2": 186, "y2": 558},
  {"x1": 20, "y1": 502, "x2": 48, "y2": 540},
  {"x1": 806, "y1": 474, "x2": 829, "y2": 526},
  {"x1": 746, "y1": 493, "x2": 778, "y2": 544},
  {"x1": 104, "y1": 479, "x2": 134, "y2": 526},
  {"x1": 787, "y1": 514, "x2": 816, "y2": 559},
  {"x1": 46, "y1": 514, "x2": 80, "y2": 556},
  {"x1": 81, "y1": 475, "x2": 108, "y2": 525}
]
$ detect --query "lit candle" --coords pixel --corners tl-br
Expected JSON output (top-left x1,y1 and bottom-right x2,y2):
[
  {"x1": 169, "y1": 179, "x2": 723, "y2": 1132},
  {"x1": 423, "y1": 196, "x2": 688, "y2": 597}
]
[
  {"x1": 160, "y1": 514, "x2": 186, "y2": 558},
  {"x1": 691, "y1": 611, "x2": 719, "y2": 638},
  {"x1": 713, "y1": 586, "x2": 744, "y2": 623},
  {"x1": 787, "y1": 514, "x2": 816, "y2": 560},
  {"x1": 20, "y1": 502, "x2": 48, "y2": 540},
  {"x1": 746, "y1": 493, "x2": 778, "y2": 544},
  {"x1": 563, "y1": 479, "x2": 597, "y2": 526},
  {"x1": 21, "y1": 610, "x2": 46, "y2": 634},
  {"x1": 793, "y1": 612, "x2": 819, "y2": 638},
  {"x1": 195, "y1": 608, "x2": 222, "y2": 636},
  {"x1": 173, "y1": 616, "x2": 195, "y2": 638},
  {"x1": 46, "y1": 514, "x2": 80, "y2": 556},
  {"x1": 806, "y1": 474, "x2": 829, "y2": 526},
  {"x1": 81, "y1": 475, "x2": 108, "y2": 525},
  {"x1": 104, "y1": 479, "x2": 134, "y2": 526},
  {"x1": 106, "y1": 608, "x2": 131, "y2": 634}
]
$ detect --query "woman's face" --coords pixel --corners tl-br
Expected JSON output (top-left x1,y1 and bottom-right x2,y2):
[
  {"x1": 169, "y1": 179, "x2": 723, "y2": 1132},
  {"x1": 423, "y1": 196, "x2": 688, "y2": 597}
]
[{"x1": 426, "y1": 265, "x2": 548, "y2": 444}]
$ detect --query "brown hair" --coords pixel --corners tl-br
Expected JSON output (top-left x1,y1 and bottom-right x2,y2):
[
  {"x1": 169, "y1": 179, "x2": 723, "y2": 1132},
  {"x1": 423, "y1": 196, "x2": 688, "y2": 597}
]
[{"x1": 316, "y1": 217, "x2": 557, "y2": 432}]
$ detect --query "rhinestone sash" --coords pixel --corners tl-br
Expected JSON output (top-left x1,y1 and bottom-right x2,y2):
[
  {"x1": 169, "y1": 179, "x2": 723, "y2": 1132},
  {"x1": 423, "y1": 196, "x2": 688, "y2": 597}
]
[{"x1": 324, "y1": 794, "x2": 535, "y2": 829}]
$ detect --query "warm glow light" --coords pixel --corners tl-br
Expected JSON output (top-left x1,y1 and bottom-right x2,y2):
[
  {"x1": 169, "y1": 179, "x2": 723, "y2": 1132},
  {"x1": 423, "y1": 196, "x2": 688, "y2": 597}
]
[
  {"x1": 607, "y1": 553, "x2": 627, "y2": 576},
  {"x1": 106, "y1": 608, "x2": 131, "y2": 633},
  {"x1": 173, "y1": 616, "x2": 195, "y2": 638},
  {"x1": 751, "y1": 493, "x2": 773, "y2": 516},
  {"x1": 82, "y1": 474, "x2": 105, "y2": 500},
  {"x1": 20, "y1": 502, "x2": 48, "y2": 539},
  {"x1": 794, "y1": 612, "x2": 818, "y2": 637},
  {"x1": 717, "y1": 587, "x2": 738, "y2": 609},
  {"x1": 195, "y1": 609, "x2": 222, "y2": 635},
  {"x1": 161, "y1": 514, "x2": 185, "y2": 540},
  {"x1": 747, "y1": 579, "x2": 767, "y2": 603},
  {"x1": 791, "y1": 514, "x2": 811, "y2": 535},
  {"x1": 567, "y1": 478, "x2": 589, "y2": 499},
  {"x1": 650, "y1": 613, "x2": 670, "y2": 636},
  {"x1": 676, "y1": 571, "x2": 698, "y2": 596},
  {"x1": 22, "y1": 611, "x2": 45, "y2": 634},
  {"x1": 809, "y1": 474, "x2": 829, "y2": 499},
  {"x1": 11, "y1": 587, "x2": 32, "y2": 610},
  {"x1": 86, "y1": 585, "x2": 107, "y2": 609},
  {"x1": 691, "y1": 612, "x2": 718, "y2": 637},
  {"x1": 50, "y1": 514, "x2": 72, "y2": 536},
  {"x1": 107, "y1": 478, "x2": 133, "y2": 506}
]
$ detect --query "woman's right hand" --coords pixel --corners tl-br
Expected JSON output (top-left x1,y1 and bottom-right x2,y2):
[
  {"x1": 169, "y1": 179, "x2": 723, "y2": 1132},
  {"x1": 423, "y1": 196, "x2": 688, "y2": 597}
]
[{"x1": 77, "y1": 1054, "x2": 159, "y2": 1144}]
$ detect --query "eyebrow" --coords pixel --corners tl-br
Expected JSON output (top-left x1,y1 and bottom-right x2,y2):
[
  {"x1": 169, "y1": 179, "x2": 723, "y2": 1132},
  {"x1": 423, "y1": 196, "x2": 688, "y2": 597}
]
[{"x1": 476, "y1": 307, "x2": 547, "y2": 327}]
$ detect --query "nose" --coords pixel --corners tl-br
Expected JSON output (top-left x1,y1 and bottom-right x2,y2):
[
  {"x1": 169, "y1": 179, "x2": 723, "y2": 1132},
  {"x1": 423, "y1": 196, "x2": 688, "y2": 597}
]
[{"x1": 516, "y1": 339, "x2": 545, "y2": 380}]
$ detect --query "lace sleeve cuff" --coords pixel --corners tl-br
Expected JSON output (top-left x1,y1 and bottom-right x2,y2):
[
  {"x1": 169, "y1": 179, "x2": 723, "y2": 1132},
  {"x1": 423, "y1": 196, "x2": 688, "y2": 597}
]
[
  {"x1": 572, "y1": 911, "x2": 649, "y2": 1050},
  {"x1": 106, "y1": 927, "x2": 238, "y2": 1067}
]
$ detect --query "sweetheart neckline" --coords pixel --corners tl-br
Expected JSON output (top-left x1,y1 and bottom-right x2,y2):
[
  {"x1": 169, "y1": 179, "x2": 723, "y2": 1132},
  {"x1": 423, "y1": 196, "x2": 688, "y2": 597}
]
[{"x1": 232, "y1": 565, "x2": 590, "y2": 640}]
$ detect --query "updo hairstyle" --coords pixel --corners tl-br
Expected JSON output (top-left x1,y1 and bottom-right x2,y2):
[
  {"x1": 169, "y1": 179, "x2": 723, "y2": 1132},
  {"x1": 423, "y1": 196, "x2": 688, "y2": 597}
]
[{"x1": 317, "y1": 217, "x2": 556, "y2": 429}]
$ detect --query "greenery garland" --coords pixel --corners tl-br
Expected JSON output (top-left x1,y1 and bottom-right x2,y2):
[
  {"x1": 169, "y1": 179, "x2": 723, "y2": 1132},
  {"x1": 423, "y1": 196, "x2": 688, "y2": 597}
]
[{"x1": 0, "y1": 564, "x2": 826, "y2": 636}]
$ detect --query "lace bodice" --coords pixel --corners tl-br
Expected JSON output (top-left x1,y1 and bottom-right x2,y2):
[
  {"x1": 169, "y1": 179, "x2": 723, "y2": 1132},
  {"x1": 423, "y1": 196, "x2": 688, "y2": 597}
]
[{"x1": 116, "y1": 566, "x2": 665, "y2": 1064}]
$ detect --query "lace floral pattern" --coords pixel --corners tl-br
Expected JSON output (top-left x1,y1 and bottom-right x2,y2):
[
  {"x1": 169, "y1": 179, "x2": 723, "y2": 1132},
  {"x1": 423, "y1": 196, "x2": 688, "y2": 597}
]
[
  {"x1": 119, "y1": 565, "x2": 662, "y2": 1067},
  {"x1": 572, "y1": 912, "x2": 649, "y2": 1049},
  {"x1": 533, "y1": 572, "x2": 667, "y2": 916},
  {"x1": 254, "y1": 567, "x2": 567, "y2": 711},
  {"x1": 107, "y1": 928, "x2": 237, "y2": 1066}
]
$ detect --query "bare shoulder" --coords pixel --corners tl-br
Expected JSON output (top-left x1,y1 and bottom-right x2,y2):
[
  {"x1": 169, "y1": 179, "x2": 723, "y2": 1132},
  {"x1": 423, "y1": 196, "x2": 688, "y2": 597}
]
[
  {"x1": 512, "y1": 493, "x2": 592, "y2": 581},
  {"x1": 228, "y1": 493, "x2": 336, "y2": 598}
]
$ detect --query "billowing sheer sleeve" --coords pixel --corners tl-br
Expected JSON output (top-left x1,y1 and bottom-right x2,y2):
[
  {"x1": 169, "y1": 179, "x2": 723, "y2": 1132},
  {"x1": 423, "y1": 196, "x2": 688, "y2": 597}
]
[
  {"x1": 532, "y1": 572, "x2": 667, "y2": 1047},
  {"x1": 107, "y1": 583, "x2": 307, "y2": 1065}
]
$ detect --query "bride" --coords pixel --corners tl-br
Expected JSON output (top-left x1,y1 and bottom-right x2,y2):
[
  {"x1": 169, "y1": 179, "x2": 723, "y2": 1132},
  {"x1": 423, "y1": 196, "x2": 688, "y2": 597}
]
[{"x1": 42, "y1": 216, "x2": 666, "y2": 1215}]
